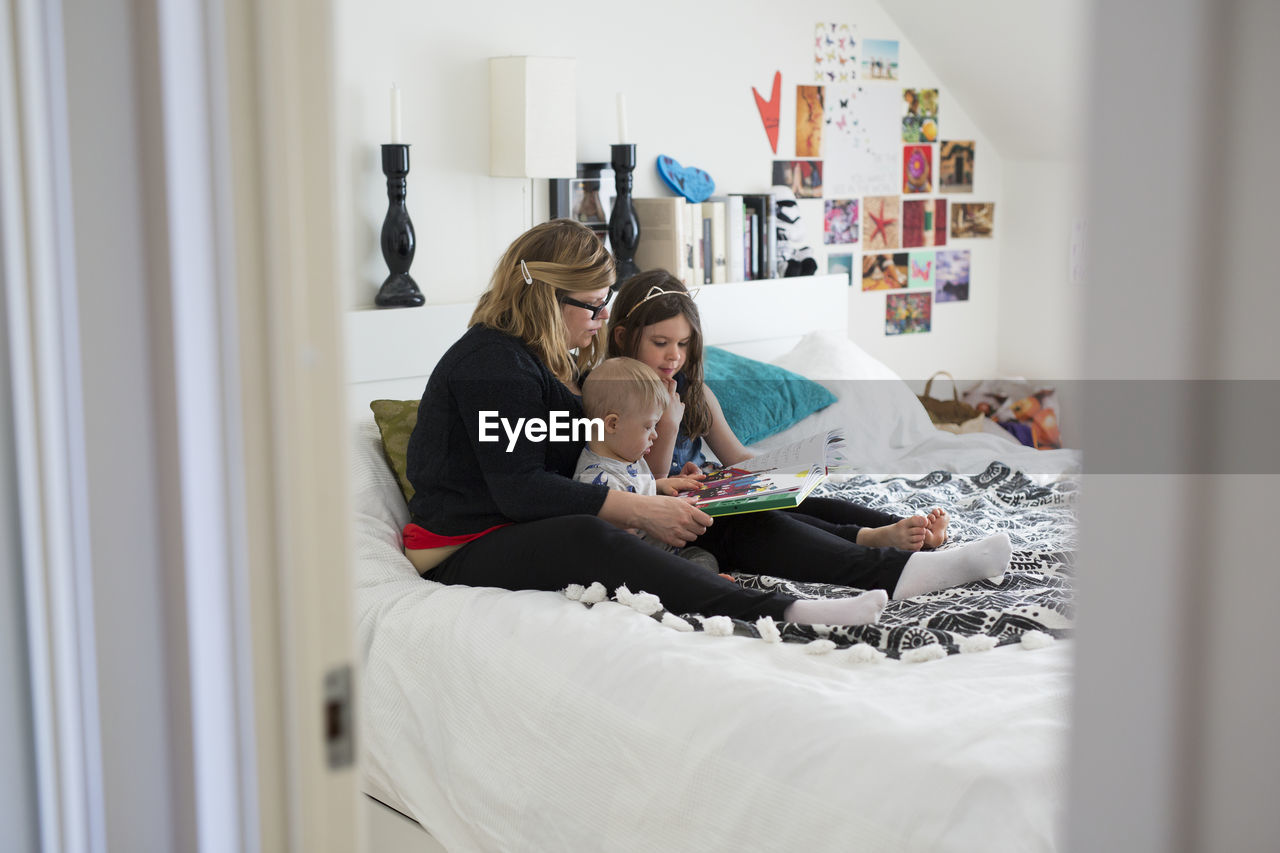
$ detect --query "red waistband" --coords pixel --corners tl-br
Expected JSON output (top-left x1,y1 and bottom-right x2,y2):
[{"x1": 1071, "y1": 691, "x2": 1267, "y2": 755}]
[{"x1": 402, "y1": 521, "x2": 511, "y2": 550}]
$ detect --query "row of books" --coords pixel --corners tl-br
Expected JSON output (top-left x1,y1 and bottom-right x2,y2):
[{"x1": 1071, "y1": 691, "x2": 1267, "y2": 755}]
[{"x1": 632, "y1": 194, "x2": 784, "y2": 286}]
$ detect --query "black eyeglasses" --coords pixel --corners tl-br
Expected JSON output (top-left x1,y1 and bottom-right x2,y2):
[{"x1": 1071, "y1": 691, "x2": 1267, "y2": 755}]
[{"x1": 559, "y1": 288, "x2": 614, "y2": 319}]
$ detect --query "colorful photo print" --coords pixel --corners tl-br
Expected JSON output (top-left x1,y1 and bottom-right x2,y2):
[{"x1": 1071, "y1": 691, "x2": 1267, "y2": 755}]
[
  {"x1": 935, "y1": 249, "x2": 971, "y2": 302},
  {"x1": 901, "y1": 198, "x2": 947, "y2": 247},
  {"x1": 861, "y1": 194, "x2": 900, "y2": 249},
  {"x1": 886, "y1": 292, "x2": 931, "y2": 335},
  {"x1": 861, "y1": 252, "x2": 909, "y2": 291},
  {"x1": 907, "y1": 251, "x2": 934, "y2": 290},
  {"x1": 823, "y1": 198, "x2": 859, "y2": 244},
  {"x1": 827, "y1": 252, "x2": 854, "y2": 286},
  {"x1": 939, "y1": 141, "x2": 975, "y2": 193},
  {"x1": 862, "y1": 39, "x2": 899, "y2": 80},
  {"x1": 902, "y1": 145, "x2": 933, "y2": 194},
  {"x1": 796, "y1": 85, "x2": 825, "y2": 157},
  {"x1": 950, "y1": 202, "x2": 995, "y2": 238},
  {"x1": 814, "y1": 22, "x2": 858, "y2": 84},
  {"x1": 901, "y1": 88, "x2": 939, "y2": 142},
  {"x1": 772, "y1": 160, "x2": 824, "y2": 198}
]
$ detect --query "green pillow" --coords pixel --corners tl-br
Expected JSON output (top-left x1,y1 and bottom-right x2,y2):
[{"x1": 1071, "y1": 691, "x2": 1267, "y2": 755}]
[
  {"x1": 370, "y1": 399, "x2": 419, "y2": 503},
  {"x1": 703, "y1": 347, "x2": 836, "y2": 445}
]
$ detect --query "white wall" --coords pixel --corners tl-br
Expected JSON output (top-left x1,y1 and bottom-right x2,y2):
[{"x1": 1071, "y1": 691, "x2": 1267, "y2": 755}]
[
  {"x1": 996, "y1": 159, "x2": 1083, "y2": 381},
  {"x1": 333, "y1": 0, "x2": 1007, "y2": 380}
]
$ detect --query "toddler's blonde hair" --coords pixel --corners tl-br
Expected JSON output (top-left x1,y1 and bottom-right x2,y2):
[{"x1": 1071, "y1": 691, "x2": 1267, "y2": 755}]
[{"x1": 581, "y1": 357, "x2": 670, "y2": 421}]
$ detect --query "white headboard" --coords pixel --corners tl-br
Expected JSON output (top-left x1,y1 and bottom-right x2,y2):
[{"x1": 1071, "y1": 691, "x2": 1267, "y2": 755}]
[{"x1": 346, "y1": 273, "x2": 849, "y2": 417}]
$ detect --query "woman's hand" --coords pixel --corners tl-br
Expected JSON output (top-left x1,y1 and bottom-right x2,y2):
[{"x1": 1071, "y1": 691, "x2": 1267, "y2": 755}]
[
  {"x1": 636, "y1": 495, "x2": 712, "y2": 548},
  {"x1": 620, "y1": 492, "x2": 713, "y2": 548}
]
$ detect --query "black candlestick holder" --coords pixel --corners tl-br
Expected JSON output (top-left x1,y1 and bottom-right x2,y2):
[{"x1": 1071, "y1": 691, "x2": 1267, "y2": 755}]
[
  {"x1": 375, "y1": 144, "x2": 425, "y2": 308},
  {"x1": 608, "y1": 143, "x2": 641, "y2": 284}
]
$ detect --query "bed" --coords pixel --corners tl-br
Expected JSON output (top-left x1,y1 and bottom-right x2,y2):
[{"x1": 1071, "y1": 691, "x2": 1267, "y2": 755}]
[{"x1": 348, "y1": 275, "x2": 1081, "y2": 852}]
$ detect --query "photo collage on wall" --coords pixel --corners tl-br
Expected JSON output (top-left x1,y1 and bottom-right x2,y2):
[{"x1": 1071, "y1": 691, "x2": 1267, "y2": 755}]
[{"x1": 760, "y1": 25, "x2": 1000, "y2": 335}]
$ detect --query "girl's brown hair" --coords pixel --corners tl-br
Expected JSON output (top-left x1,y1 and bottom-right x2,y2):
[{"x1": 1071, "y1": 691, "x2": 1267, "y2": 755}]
[
  {"x1": 470, "y1": 219, "x2": 615, "y2": 383},
  {"x1": 606, "y1": 270, "x2": 712, "y2": 440}
]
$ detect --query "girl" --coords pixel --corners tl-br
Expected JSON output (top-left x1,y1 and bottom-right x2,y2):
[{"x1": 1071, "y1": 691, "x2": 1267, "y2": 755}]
[
  {"x1": 606, "y1": 269, "x2": 949, "y2": 551},
  {"x1": 403, "y1": 220, "x2": 1008, "y2": 627}
]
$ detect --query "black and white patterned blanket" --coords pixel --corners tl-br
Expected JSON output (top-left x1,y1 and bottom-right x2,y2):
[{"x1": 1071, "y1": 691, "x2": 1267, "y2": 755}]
[{"x1": 587, "y1": 462, "x2": 1077, "y2": 660}]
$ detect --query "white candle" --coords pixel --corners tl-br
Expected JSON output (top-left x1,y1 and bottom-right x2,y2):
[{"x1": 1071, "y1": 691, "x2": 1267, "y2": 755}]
[
  {"x1": 616, "y1": 92, "x2": 628, "y2": 143},
  {"x1": 390, "y1": 84, "x2": 402, "y2": 143}
]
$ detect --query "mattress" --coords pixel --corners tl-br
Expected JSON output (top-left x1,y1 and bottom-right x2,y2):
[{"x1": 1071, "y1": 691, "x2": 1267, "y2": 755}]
[{"x1": 352, "y1": 333, "x2": 1080, "y2": 852}]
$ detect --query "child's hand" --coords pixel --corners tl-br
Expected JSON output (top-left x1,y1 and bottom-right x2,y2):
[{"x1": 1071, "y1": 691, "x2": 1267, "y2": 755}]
[
  {"x1": 659, "y1": 376, "x2": 686, "y2": 428},
  {"x1": 656, "y1": 476, "x2": 703, "y2": 495},
  {"x1": 678, "y1": 461, "x2": 706, "y2": 480}
]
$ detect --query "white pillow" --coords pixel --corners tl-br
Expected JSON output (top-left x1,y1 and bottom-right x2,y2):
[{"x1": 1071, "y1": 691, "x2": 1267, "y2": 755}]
[
  {"x1": 768, "y1": 331, "x2": 936, "y2": 458},
  {"x1": 770, "y1": 329, "x2": 899, "y2": 381}
]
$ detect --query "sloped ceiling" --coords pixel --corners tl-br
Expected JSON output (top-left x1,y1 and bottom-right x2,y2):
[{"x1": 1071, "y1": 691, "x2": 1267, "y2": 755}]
[{"x1": 879, "y1": 0, "x2": 1090, "y2": 160}]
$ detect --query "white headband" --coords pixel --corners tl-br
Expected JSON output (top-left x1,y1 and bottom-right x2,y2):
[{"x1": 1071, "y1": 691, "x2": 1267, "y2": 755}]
[{"x1": 623, "y1": 284, "x2": 699, "y2": 320}]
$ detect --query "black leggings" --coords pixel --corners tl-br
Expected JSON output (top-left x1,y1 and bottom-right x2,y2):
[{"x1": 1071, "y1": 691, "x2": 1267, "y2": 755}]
[
  {"x1": 427, "y1": 510, "x2": 911, "y2": 621},
  {"x1": 784, "y1": 497, "x2": 903, "y2": 543}
]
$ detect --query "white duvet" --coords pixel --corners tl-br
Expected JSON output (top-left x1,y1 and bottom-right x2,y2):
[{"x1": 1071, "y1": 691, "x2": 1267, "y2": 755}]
[{"x1": 354, "y1": 334, "x2": 1078, "y2": 852}]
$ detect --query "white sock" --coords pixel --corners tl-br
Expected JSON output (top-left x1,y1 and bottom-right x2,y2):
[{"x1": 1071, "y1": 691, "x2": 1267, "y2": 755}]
[
  {"x1": 892, "y1": 532, "x2": 1011, "y2": 600},
  {"x1": 784, "y1": 589, "x2": 888, "y2": 626}
]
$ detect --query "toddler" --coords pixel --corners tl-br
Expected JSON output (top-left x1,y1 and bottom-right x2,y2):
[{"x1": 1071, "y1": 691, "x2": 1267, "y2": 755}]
[{"x1": 574, "y1": 357, "x2": 722, "y2": 575}]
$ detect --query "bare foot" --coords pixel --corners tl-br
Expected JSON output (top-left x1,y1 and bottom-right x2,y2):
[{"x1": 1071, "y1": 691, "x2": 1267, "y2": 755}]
[
  {"x1": 923, "y1": 508, "x2": 949, "y2": 549},
  {"x1": 858, "y1": 515, "x2": 928, "y2": 551}
]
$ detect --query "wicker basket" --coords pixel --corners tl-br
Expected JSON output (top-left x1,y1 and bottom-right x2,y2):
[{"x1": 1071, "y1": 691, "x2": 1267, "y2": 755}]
[{"x1": 917, "y1": 371, "x2": 981, "y2": 425}]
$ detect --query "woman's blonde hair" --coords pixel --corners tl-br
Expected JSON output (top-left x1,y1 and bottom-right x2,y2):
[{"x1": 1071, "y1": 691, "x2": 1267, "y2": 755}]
[
  {"x1": 470, "y1": 219, "x2": 615, "y2": 383},
  {"x1": 606, "y1": 270, "x2": 712, "y2": 440},
  {"x1": 580, "y1": 357, "x2": 670, "y2": 421}
]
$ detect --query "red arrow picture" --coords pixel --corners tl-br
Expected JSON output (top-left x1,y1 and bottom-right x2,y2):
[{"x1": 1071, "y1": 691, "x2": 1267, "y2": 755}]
[{"x1": 753, "y1": 71, "x2": 781, "y2": 154}]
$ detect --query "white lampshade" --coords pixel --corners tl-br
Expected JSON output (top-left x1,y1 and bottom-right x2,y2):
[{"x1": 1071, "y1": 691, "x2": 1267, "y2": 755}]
[{"x1": 489, "y1": 56, "x2": 577, "y2": 179}]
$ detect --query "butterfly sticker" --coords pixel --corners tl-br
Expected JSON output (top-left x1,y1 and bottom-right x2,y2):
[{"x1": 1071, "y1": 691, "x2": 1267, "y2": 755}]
[{"x1": 814, "y1": 22, "x2": 858, "y2": 82}]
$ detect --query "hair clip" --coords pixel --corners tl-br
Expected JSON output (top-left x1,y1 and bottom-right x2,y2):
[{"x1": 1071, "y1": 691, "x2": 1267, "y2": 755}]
[
  {"x1": 623, "y1": 284, "x2": 699, "y2": 319},
  {"x1": 520, "y1": 259, "x2": 533, "y2": 285}
]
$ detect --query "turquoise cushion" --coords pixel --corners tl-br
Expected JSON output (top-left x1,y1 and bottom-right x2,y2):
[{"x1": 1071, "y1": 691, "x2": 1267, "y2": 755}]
[{"x1": 703, "y1": 347, "x2": 837, "y2": 445}]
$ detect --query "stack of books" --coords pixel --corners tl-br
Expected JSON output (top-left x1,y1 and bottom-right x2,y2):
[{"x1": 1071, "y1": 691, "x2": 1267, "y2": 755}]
[{"x1": 632, "y1": 193, "x2": 781, "y2": 286}]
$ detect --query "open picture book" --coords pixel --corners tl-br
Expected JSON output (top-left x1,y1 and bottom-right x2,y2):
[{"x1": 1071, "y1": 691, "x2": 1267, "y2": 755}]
[{"x1": 685, "y1": 428, "x2": 845, "y2": 516}]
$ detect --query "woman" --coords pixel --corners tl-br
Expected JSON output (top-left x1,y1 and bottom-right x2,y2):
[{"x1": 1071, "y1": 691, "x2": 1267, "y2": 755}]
[
  {"x1": 606, "y1": 269, "x2": 947, "y2": 551},
  {"x1": 403, "y1": 220, "x2": 1009, "y2": 625}
]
